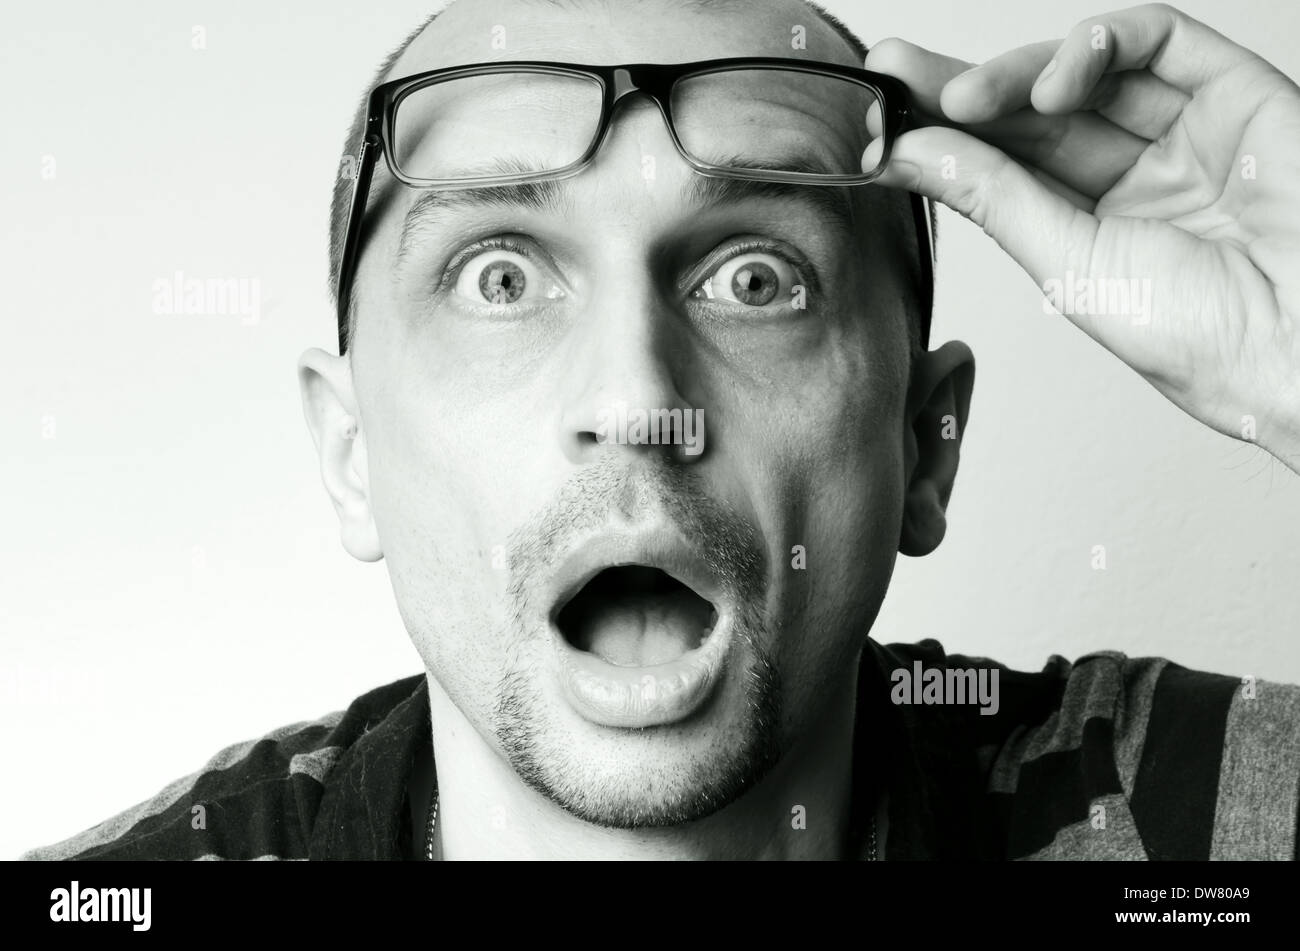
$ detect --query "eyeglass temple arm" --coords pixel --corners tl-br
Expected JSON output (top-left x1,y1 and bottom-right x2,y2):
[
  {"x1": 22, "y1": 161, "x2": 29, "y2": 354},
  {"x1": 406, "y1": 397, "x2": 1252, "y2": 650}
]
[
  {"x1": 337, "y1": 135, "x2": 381, "y2": 354},
  {"x1": 911, "y1": 192, "x2": 935, "y2": 350},
  {"x1": 892, "y1": 95, "x2": 935, "y2": 349}
]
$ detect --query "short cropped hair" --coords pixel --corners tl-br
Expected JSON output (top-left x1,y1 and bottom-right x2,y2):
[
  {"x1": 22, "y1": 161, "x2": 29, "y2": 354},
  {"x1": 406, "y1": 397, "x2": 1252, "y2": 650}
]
[{"x1": 327, "y1": 0, "x2": 935, "y2": 354}]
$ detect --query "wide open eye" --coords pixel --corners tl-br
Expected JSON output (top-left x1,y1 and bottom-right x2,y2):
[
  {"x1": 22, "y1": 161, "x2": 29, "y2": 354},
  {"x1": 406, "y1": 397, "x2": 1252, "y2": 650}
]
[
  {"x1": 452, "y1": 246, "x2": 563, "y2": 306},
  {"x1": 693, "y1": 250, "x2": 800, "y2": 308}
]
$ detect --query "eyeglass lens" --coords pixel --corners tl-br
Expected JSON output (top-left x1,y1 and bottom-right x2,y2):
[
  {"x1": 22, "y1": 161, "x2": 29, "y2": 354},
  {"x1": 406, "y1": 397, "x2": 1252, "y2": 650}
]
[{"x1": 390, "y1": 68, "x2": 885, "y2": 183}]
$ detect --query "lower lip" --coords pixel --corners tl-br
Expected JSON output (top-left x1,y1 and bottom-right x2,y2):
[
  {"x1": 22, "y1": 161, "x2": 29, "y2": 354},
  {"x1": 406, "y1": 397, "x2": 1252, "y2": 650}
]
[{"x1": 554, "y1": 615, "x2": 733, "y2": 728}]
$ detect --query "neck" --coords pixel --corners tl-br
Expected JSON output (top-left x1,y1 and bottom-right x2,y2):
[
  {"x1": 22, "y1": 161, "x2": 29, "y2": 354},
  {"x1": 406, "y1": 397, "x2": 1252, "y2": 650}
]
[{"x1": 424, "y1": 672, "x2": 863, "y2": 860}]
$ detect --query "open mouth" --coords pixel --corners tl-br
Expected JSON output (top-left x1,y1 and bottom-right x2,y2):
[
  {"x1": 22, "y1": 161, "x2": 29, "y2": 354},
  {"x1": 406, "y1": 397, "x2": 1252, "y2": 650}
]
[{"x1": 556, "y1": 565, "x2": 719, "y2": 668}]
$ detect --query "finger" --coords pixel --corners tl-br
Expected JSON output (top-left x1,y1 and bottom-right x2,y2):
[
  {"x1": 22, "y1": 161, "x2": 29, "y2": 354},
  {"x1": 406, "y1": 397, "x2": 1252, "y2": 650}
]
[
  {"x1": 865, "y1": 97, "x2": 884, "y2": 139},
  {"x1": 1082, "y1": 69, "x2": 1190, "y2": 139},
  {"x1": 869, "y1": 37, "x2": 1153, "y2": 198},
  {"x1": 1032, "y1": 3, "x2": 1248, "y2": 111},
  {"x1": 902, "y1": 103, "x2": 1148, "y2": 199},
  {"x1": 1025, "y1": 164, "x2": 1098, "y2": 213},
  {"x1": 940, "y1": 41, "x2": 1060, "y2": 123},
  {"x1": 972, "y1": 108, "x2": 1148, "y2": 198},
  {"x1": 943, "y1": 40, "x2": 1190, "y2": 141},
  {"x1": 866, "y1": 38, "x2": 975, "y2": 118},
  {"x1": 863, "y1": 126, "x2": 1100, "y2": 295}
]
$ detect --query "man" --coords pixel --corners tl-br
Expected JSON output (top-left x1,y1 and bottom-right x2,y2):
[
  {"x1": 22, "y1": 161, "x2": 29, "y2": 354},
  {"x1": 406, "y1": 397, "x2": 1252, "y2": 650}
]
[{"x1": 26, "y1": 0, "x2": 1300, "y2": 860}]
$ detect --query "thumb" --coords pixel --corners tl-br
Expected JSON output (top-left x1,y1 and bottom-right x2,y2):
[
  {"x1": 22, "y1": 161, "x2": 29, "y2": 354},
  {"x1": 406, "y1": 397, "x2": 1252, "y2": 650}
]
[{"x1": 865, "y1": 127, "x2": 1099, "y2": 289}]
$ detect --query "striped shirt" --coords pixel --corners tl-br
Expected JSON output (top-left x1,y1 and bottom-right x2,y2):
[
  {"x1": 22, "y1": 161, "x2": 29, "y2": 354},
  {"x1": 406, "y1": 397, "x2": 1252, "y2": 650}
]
[{"x1": 23, "y1": 639, "x2": 1300, "y2": 860}]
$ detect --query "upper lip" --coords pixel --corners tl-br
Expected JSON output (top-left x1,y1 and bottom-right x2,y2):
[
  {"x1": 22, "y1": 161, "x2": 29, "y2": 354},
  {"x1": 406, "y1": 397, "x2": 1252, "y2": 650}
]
[{"x1": 543, "y1": 524, "x2": 726, "y2": 627}]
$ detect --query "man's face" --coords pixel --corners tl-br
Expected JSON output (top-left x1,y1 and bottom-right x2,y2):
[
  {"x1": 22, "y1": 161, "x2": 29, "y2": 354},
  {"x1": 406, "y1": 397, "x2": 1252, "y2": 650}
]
[{"x1": 349, "y1": 0, "x2": 917, "y2": 826}]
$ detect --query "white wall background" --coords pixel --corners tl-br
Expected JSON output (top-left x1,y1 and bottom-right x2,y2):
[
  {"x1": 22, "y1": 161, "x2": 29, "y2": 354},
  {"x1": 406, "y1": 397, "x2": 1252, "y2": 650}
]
[{"x1": 3, "y1": 0, "x2": 1298, "y2": 859}]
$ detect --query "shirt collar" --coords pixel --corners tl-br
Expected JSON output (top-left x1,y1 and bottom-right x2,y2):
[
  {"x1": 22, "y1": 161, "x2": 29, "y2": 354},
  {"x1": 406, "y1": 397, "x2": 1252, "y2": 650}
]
[
  {"x1": 863, "y1": 638, "x2": 992, "y2": 859},
  {"x1": 308, "y1": 676, "x2": 431, "y2": 860}
]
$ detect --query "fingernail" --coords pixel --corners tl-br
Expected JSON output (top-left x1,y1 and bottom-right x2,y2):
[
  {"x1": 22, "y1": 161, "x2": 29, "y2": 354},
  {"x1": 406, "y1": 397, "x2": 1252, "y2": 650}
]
[
  {"x1": 885, "y1": 160, "x2": 922, "y2": 189},
  {"x1": 1035, "y1": 58, "x2": 1057, "y2": 87}
]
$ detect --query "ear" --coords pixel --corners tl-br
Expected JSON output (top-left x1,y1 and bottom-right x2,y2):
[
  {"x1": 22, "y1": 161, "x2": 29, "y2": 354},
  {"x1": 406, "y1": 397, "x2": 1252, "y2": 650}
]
[
  {"x1": 297, "y1": 347, "x2": 383, "y2": 562},
  {"x1": 899, "y1": 340, "x2": 975, "y2": 557}
]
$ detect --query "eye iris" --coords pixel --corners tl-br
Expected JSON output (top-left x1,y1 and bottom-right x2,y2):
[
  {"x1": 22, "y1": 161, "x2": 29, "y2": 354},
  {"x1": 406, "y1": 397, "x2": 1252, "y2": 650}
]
[
  {"x1": 479, "y1": 260, "x2": 526, "y2": 304},
  {"x1": 730, "y1": 262, "x2": 778, "y2": 305}
]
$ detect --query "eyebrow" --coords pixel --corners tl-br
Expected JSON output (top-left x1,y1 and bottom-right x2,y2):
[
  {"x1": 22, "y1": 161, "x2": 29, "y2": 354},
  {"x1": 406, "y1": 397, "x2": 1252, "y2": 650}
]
[
  {"x1": 396, "y1": 188, "x2": 568, "y2": 264},
  {"x1": 685, "y1": 159, "x2": 858, "y2": 237},
  {"x1": 395, "y1": 154, "x2": 858, "y2": 260}
]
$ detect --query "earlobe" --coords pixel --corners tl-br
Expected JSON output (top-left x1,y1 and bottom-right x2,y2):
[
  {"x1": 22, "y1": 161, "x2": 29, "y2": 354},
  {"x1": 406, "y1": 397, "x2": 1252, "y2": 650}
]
[
  {"x1": 899, "y1": 340, "x2": 975, "y2": 558},
  {"x1": 297, "y1": 348, "x2": 384, "y2": 563},
  {"x1": 900, "y1": 481, "x2": 945, "y2": 557}
]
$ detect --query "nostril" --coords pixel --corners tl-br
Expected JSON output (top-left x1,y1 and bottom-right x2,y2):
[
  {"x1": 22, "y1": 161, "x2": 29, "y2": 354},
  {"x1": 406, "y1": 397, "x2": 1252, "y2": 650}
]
[
  {"x1": 563, "y1": 404, "x2": 706, "y2": 463},
  {"x1": 560, "y1": 429, "x2": 603, "y2": 465}
]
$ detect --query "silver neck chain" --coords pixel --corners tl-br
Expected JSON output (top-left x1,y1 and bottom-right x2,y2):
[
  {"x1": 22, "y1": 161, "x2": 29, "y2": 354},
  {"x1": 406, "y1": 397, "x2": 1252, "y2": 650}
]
[
  {"x1": 425, "y1": 787, "x2": 439, "y2": 861},
  {"x1": 425, "y1": 788, "x2": 880, "y2": 860}
]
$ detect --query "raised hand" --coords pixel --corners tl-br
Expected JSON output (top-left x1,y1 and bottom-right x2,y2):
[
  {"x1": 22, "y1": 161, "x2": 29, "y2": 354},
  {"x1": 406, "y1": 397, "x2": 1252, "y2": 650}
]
[{"x1": 866, "y1": 3, "x2": 1300, "y2": 471}]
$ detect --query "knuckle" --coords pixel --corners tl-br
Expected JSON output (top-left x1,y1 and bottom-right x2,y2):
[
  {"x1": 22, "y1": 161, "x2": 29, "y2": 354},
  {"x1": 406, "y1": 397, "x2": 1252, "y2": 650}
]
[
  {"x1": 1032, "y1": 116, "x2": 1073, "y2": 167},
  {"x1": 960, "y1": 153, "x2": 1016, "y2": 228},
  {"x1": 1143, "y1": 3, "x2": 1180, "y2": 19},
  {"x1": 1134, "y1": 3, "x2": 1183, "y2": 35},
  {"x1": 1081, "y1": 73, "x2": 1123, "y2": 112},
  {"x1": 1067, "y1": 16, "x2": 1102, "y2": 42}
]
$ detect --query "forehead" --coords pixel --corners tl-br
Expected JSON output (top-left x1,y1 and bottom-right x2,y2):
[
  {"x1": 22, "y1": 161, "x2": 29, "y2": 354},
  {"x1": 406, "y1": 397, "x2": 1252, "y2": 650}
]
[
  {"x1": 387, "y1": 0, "x2": 869, "y2": 181},
  {"x1": 363, "y1": 0, "x2": 888, "y2": 235},
  {"x1": 390, "y1": 0, "x2": 860, "y2": 77}
]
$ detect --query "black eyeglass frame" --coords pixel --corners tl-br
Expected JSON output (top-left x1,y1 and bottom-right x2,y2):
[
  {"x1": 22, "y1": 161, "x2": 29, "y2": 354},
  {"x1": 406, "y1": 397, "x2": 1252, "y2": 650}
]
[{"x1": 335, "y1": 57, "x2": 933, "y2": 353}]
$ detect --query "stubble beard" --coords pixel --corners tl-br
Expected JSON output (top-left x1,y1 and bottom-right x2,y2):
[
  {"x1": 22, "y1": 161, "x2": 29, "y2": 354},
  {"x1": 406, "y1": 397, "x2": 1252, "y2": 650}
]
[{"x1": 489, "y1": 457, "x2": 784, "y2": 829}]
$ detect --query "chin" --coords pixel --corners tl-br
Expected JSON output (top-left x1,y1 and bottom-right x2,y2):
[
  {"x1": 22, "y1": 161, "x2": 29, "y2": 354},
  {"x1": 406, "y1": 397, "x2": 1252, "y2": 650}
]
[
  {"x1": 475, "y1": 458, "x2": 805, "y2": 827},
  {"x1": 490, "y1": 609, "x2": 784, "y2": 829}
]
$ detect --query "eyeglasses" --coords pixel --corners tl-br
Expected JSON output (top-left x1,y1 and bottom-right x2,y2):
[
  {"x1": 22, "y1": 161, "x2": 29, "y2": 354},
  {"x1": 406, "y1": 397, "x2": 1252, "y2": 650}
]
[{"x1": 335, "y1": 57, "x2": 933, "y2": 353}]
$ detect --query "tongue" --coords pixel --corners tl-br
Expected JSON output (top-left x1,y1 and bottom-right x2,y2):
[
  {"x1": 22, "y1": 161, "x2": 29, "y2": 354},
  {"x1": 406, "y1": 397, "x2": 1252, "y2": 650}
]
[{"x1": 572, "y1": 588, "x2": 712, "y2": 667}]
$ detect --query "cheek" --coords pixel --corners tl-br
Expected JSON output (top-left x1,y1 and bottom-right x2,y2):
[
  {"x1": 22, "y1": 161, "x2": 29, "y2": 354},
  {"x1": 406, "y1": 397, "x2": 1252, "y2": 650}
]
[
  {"x1": 357, "y1": 365, "x2": 539, "y2": 665},
  {"x1": 766, "y1": 406, "x2": 905, "y2": 597},
  {"x1": 804, "y1": 341, "x2": 908, "y2": 576},
  {"x1": 741, "y1": 335, "x2": 908, "y2": 679},
  {"x1": 769, "y1": 437, "x2": 905, "y2": 699}
]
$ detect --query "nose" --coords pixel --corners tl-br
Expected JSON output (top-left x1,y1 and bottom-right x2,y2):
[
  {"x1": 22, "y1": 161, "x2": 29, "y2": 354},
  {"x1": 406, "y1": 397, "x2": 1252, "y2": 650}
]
[{"x1": 557, "y1": 272, "x2": 707, "y2": 467}]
